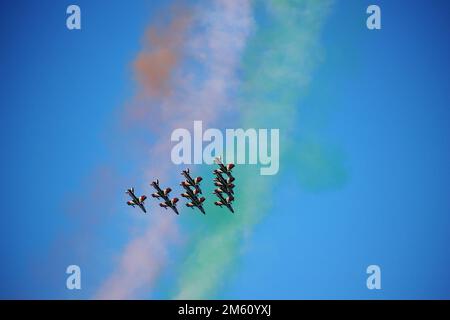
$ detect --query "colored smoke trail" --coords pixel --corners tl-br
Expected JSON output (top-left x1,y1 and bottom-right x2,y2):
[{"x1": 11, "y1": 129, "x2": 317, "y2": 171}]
[
  {"x1": 175, "y1": 0, "x2": 335, "y2": 299},
  {"x1": 96, "y1": 0, "x2": 253, "y2": 299}
]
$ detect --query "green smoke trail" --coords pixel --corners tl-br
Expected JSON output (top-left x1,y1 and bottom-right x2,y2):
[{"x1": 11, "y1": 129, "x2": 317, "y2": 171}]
[{"x1": 174, "y1": 0, "x2": 337, "y2": 299}]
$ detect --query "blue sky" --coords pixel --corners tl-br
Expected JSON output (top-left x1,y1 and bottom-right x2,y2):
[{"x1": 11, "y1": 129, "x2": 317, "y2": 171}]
[{"x1": 1, "y1": 0, "x2": 450, "y2": 299}]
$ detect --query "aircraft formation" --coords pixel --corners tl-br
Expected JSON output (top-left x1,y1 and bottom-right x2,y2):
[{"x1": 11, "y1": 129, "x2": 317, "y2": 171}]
[{"x1": 126, "y1": 157, "x2": 236, "y2": 215}]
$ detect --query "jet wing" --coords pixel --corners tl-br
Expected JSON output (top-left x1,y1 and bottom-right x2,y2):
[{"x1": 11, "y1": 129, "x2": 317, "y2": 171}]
[{"x1": 159, "y1": 198, "x2": 179, "y2": 215}]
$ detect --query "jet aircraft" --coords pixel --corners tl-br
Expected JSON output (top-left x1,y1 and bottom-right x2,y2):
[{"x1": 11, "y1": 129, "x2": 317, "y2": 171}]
[
  {"x1": 150, "y1": 179, "x2": 179, "y2": 215},
  {"x1": 126, "y1": 188, "x2": 147, "y2": 213},
  {"x1": 213, "y1": 189, "x2": 234, "y2": 213}
]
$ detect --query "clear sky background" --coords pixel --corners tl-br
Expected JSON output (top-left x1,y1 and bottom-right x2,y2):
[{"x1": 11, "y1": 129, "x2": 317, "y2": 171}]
[{"x1": 1, "y1": 0, "x2": 449, "y2": 299}]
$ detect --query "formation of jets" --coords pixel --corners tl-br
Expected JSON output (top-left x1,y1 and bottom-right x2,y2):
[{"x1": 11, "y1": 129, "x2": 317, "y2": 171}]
[
  {"x1": 212, "y1": 157, "x2": 235, "y2": 213},
  {"x1": 126, "y1": 157, "x2": 236, "y2": 215},
  {"x1": 179, "y1": 168, "x2": 205, "y2": 214}
]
